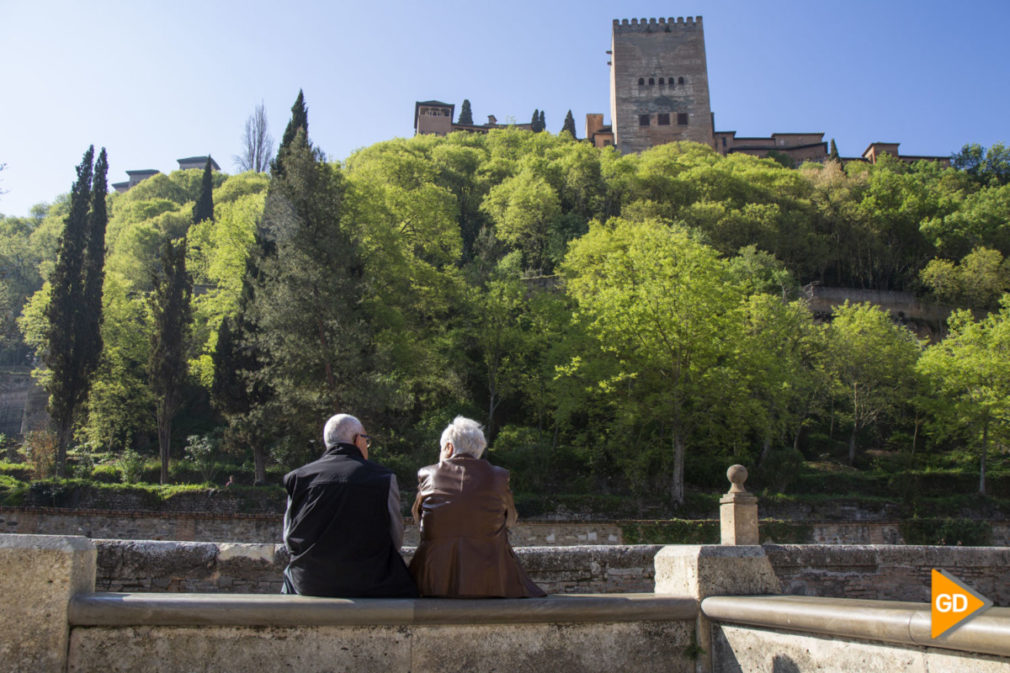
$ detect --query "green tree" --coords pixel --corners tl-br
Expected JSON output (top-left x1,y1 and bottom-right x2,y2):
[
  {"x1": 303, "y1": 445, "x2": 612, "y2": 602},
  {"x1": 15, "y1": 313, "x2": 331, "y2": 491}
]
[
  {"x1": 148, "y1": 236, "x2": 193, "y2": 484},
  {"x1": 920, "y1": 247, "x2": 1010, "y2": 311},
  {"x1": 561, "y1": 110, "x2": 577, "y2": 138},
  {"x1": 40, "y1": 146, "x2": 109, "y2": 474},
  {"x1": 917, "y1": 301, "x2": 1010, "y2": 494},
  {"x1": 829, "y1": 139, "x2": 840, "y2": 162},
  {"x1": 458, "y1": 99, "x2": 474, "y2": 126},
  {"x1": 825, "y1": 302, "x2": 921, "y2": 464},
  {"x1": 952, "y1": 142, "x2": 1010, "y2": 186},
  {"x1": 272, "y1": 90, "x2": 308, "y2": 177},
  {"x1": 539, "y1": 110, "x2": 546, "y2": 133},
  {"x1": 530, "y1": 109, "x2": 541, "y2": 132},
  {"x1": 248, "y1": 114, "x2": 366, "y2": 461},
  {"x1": 192, "y1": 157, "x2": 215, "y2": 224},
  {"x1": 562, "y1": 217, "x2": 744, "y2": 504}
]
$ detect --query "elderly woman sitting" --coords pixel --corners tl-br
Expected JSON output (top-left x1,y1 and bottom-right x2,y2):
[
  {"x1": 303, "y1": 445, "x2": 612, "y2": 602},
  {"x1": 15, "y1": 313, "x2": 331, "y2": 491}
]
[{"x1": 409, "y1": 416, "x2": 545, "y2": 598}]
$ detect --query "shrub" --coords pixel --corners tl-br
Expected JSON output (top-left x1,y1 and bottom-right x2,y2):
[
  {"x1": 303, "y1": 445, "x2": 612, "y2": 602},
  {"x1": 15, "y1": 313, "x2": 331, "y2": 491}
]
[
  {"x1": 118, "y1": 449, "x2": 145, "y2": 484},
  {"x1": 184, "y1": 433, "x2": 221, "y2": 483},
  {"x1": 24, "y1": 430, "x2": 58, "y2": 479},
  {"x1": 90, "y1": 464, "x2": 121, "y2": 484}
]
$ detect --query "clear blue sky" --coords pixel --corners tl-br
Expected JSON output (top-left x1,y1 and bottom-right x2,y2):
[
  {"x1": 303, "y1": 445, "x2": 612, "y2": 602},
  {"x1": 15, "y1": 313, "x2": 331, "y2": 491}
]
[{"x1": 2, "y1": 0, "x2": 1007, "y2": 218}]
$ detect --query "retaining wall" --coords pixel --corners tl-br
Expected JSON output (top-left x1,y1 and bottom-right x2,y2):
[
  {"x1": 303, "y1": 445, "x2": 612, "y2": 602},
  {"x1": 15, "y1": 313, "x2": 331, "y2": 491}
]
[
  {"x1": 88, "y1": 539, "x2": 1010, "y2": 603},
  {"x1": 6, "y1": 505, "x2": 1009, "y2": 546}
]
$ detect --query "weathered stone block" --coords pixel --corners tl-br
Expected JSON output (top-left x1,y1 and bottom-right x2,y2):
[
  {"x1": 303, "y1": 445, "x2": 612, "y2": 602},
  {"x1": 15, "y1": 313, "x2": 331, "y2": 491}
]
[
  {"x1": 654, "y1": 545, "x2": 780, "y2": 599},
  {"x1": 0, "y1": 534, "x2": 96, "y2": 673}
]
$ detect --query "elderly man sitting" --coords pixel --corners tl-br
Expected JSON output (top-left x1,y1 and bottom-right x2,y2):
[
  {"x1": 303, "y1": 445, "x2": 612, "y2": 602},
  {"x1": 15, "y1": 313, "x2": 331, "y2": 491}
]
[
  {"x1": 409, "y1": 416, "x2": 545, "y2": 598},
  {"x1": 282, "y1": 413, "x2": 417, "y2": 598}
]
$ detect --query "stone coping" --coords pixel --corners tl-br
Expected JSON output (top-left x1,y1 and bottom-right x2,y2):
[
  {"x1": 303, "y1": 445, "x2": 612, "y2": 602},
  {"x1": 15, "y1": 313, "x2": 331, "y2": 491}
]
[
  {"x1": 702, "y1": 595, "x2": 1010, "y2": 659},
  {"x1": 69, "y1": 592, "x2": 698, "y2": 627}
]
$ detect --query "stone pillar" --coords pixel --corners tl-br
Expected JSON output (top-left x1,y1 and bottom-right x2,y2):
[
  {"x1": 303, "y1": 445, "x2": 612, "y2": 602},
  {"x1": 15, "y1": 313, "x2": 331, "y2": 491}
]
[
  {"x1": 0, "y1": 534, "x2": 96, "y2": 673},
  {"x1": 720, "y1": 464, "x2": 759, "y2": 545},
  {"x1": 655, "y1": 466, "x2": 779, "y2": 673}
]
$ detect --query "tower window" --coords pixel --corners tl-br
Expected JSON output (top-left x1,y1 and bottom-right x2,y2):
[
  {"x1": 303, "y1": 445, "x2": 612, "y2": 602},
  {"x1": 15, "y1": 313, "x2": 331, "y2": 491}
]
[
  {"x1": 648, "y1": 77, "x2": 655, "y2": 85},
  {"x1": 677, "y1": 113, "x2": 689, "y2": 126},
  {"x1": 657, "y1": 113, "x2": 670, "y2": 125},
  {"x1": 658, "y1": 77, "x2": 665, "y2": 85},
  {"x1": 678, "y1": 76, "x2": 685, "y2": 85},
  {"x1": 638, "y1": 78, "x2": 644, "y2": 86},
  {"x1": 639, "y1": 114, "x2": 650, "y2": 127},
  {"x1": 670, "y1": 77, "x2": 675, "y2": 88}
]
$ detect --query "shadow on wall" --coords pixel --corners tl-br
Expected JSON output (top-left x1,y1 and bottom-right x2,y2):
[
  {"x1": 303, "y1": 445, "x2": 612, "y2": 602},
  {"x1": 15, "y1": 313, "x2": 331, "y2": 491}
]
[{"x1": 773, "y1": 654, "x2": 801, "y2": 673}]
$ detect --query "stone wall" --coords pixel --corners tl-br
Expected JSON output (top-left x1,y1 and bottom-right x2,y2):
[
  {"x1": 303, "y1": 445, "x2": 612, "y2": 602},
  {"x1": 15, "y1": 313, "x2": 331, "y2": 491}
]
[
  {"x1": 88, "y1": 539, "x2": 1010, "y2": 602},
  {"x1": 1, "y1": 507, "x2": 624, "y2": 546},
  {"x1": 766, "y1": 544, "x2": 1010, "y2": 605},
  {"x1": 93, "y1": 540, "x2": 663, "y2": 595},
  {"x1": 86, "y1": 539, "x2": 637, "y2": 595},
  {"x1": 7, "y1": 504, "x2": 1009, "y2": 546}
]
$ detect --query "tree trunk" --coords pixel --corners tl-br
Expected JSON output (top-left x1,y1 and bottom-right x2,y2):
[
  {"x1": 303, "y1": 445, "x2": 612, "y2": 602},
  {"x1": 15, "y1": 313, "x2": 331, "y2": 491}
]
[
  {"x1": 671, "y1": 431, "x2": 685, "y2": 505},
  {"x1": 979, "y1": 420, "x2": 989, "y2": 496},
  {"x1": 848, "y1": 425, "x2": 857, "y2": 465},
  {"x1": 759, "y1": 435, "x2": 772, "y2": 466},
  {"x1": 158, "y1": 402, "x2": 172, "y2": 485},
  {"x1": 253, "y1": 442, "x2": 267, "y2": 485},
  {"x1": 315, "y1": 317, "x2": 337, "y2": 393},
  {"x1": 55, "y1": 415, "x2": 74, "y2": 478}
]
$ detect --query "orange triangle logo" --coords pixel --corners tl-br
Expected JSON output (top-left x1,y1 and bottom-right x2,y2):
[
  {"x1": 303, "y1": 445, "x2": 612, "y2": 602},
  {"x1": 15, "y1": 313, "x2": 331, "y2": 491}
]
[{"x1": 931, "y1": 569, "x2": 992, "y2": 638}]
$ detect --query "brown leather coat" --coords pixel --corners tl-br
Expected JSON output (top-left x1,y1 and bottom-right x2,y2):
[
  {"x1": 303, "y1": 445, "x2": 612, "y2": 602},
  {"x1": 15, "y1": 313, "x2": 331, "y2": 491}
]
[{"x1": 409, "y1": 456, "x2": 545, "y2": 598}]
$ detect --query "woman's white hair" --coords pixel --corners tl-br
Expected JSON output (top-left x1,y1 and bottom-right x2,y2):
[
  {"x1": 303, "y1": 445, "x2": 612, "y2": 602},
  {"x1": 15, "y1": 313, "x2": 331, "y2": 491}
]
[
  {"x1": 323, "y1": 414, "x2": 364, "y2": 448},
  {"x1": 440, "y1": 416, "x2": 486, "y2": 458}
]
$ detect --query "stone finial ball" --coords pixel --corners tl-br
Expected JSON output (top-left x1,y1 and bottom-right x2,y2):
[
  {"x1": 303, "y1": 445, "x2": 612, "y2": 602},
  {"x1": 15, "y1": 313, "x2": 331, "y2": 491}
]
[{"x1": 727, "y1": 464, "x2": 748, "y2": 491}]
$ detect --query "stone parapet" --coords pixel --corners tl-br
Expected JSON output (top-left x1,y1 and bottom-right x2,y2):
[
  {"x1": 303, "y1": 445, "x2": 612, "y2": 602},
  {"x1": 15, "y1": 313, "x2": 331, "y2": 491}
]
[
  {"x1": 67, "y1": 593, "x2": 698, "y2": 673},
  {"x1": 703, "y1": 595, "x2": 1010, "y2": 671},
  {"x1": 0, "y1": 534, "x2": 96, "y2": 673}
]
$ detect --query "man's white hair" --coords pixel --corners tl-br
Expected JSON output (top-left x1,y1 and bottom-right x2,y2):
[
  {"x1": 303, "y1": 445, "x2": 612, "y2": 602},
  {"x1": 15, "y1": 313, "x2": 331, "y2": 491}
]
[
  {"x1": 440, "y1": 416, "x2": 486, "y2": 458},
  {"x1": 323, "y1": 414, "x2": 364, "y2": 448}
]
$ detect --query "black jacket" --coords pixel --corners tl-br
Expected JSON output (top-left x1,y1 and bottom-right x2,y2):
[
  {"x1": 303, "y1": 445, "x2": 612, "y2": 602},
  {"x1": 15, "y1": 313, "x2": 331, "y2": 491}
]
[{"x1": 282, "y1": 443, "x2": 417, "y2": 597}]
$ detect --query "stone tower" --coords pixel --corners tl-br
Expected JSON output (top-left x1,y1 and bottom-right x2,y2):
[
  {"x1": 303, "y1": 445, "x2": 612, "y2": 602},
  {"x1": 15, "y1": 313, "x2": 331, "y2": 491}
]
[{"x1": 610, "y1": 17, "x2": 714, "y2": 154}]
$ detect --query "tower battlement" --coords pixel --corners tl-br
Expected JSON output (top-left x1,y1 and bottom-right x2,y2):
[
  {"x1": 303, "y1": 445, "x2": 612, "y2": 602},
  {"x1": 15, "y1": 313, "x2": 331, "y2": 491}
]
[{"x1": 613, "y1": 16, "x2": 702, "y2": 33}]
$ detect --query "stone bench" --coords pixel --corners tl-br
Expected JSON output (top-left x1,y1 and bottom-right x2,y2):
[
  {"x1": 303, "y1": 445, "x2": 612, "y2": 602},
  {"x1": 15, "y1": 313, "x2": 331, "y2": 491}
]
[{"x1": 66, "y1": 592, "x2": 699, "y2": 673}]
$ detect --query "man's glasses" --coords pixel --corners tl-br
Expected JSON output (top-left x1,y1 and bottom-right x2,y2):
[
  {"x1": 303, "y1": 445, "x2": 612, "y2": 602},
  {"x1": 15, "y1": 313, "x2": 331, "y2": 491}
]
[{"x1": 357, "y1": 434, "x2": 372, "y2": 449}]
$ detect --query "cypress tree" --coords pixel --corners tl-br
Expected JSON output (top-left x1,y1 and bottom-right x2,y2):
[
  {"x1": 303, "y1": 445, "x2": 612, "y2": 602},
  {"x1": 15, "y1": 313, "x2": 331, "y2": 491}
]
[
  {"x1": 458, "y1": 99, "x2": 474, "y2": 126},
  {"x1": 149, "y1": 236, "x2": 193, "y2": 484},
  {"x1": 80, "y1": 148, "x2": 109, "y2": 399},
  {"x1": 562, "y1": 110, "x2": 577, "y2": 138},
  {"x1": 531, "y1": 109, "x2": 541, "y2": 131},
  {"x1": 539, "y1": 110, "x2": 546, "y2": 133},
  {"x1": 192, "y1": 156, "x2": 215, "y2": 224},
  {"x1": 273, "y1": 90, "x2": 308, "y2": 176},
  {"x1": 829, "y1": 139, "x2": 840, "y2": 162},
  {"x1": 44, "y1": 145, "x2": 109, "y2": 475}
]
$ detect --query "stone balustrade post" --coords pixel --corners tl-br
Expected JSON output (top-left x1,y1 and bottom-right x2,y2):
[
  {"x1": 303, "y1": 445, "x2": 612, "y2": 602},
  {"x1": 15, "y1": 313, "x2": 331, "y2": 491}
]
[
  {"x1": 654, "y1": 466, "x2": 779, "y2": 673},
  {"x1": 720, "y1": 464, "x2": 759, "y2": 545},
  {"x1": 0, "y1": 534, "x2": 96, "y2": 673}
]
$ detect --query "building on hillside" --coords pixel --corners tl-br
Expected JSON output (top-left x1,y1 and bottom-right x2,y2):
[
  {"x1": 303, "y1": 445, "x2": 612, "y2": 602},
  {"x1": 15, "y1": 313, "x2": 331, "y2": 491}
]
[
  {"x1": 714, "y1": 132, "x2": 828, "y2": 164},
  {"x1": 112, "y1": 156, "x2": 220, "y2": 194},
  {"x1": 417, "y1": 16, "x2": 949, "y2": 166},
  {"x1": 111, "y1": 169, "x2": 160, "y2": 194},
  {"x1": 855, "y1": 142, "x2": 950, "y2": 167},
  {"x1": 607, "y1": 17, "x2": 714, "y2": 154},
  {"x1": 177, "y1": 156, "x2": 220, "y2": 171},
  {"x1": 415, "y1": 100, "x2": 534, "y2": 136}
]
